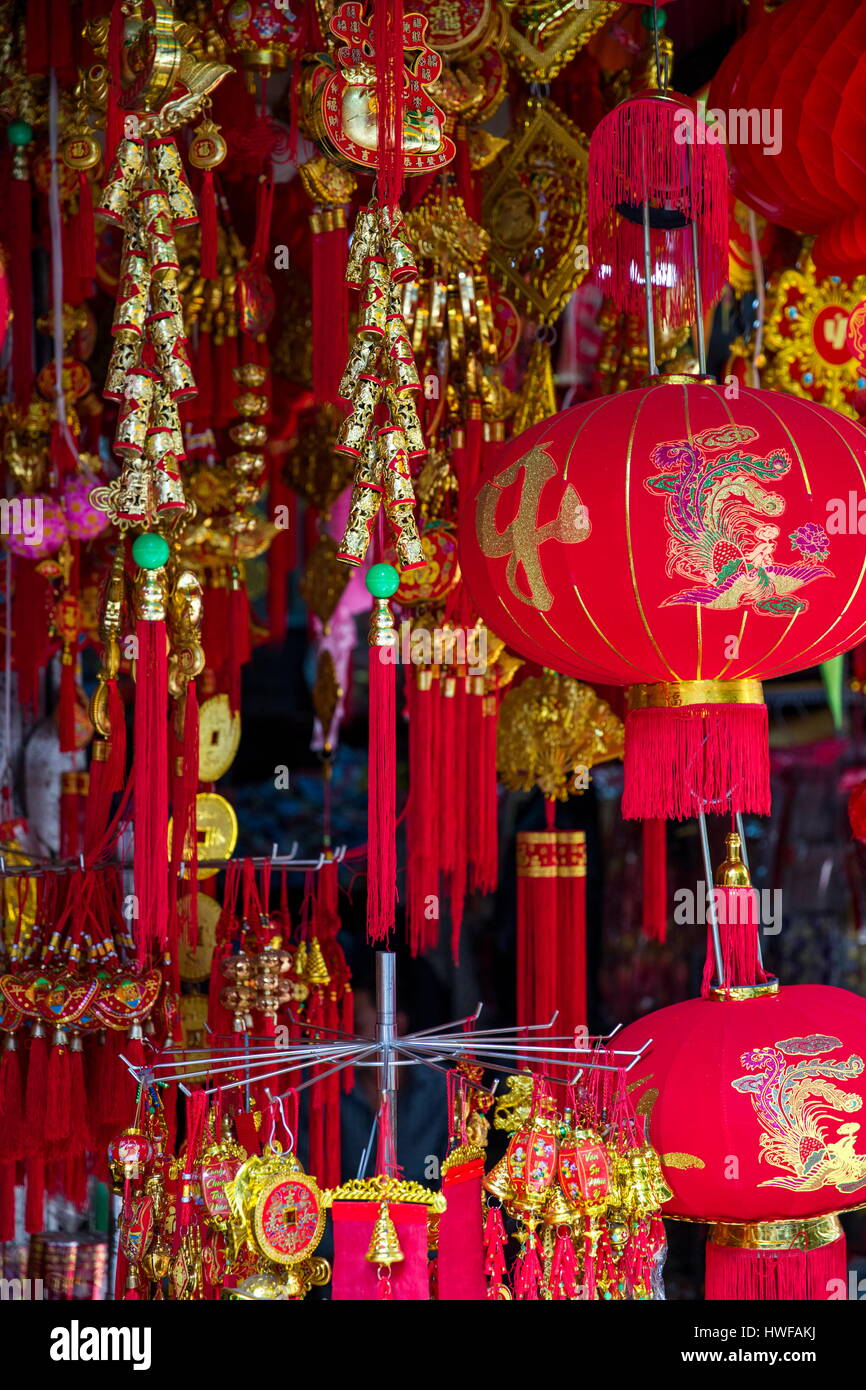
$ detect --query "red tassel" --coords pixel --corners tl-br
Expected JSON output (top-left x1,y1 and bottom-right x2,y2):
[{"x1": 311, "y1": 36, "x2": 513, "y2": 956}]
[
  {"x1": 0, "y1": 1041, "x2": 24, "y2": 1160},
  {"x1": 623, "y1": 703, "x2": 771, "y2": 820},
  {"x1": 0, "y1": 1162, "x2": 15, "y2": 1241},
  {"x1": 134, "y1": 617, "x2": 169, "y2": 961},
  {"x1": 483, "y1": 1204, "x2": 508, "y2": 1298},
  {"x1": 513, "y1": 1228, "x2": 544, "y2": 1300},
  {"x1": 215, "y1": 333, "x2": 239, "y2": 428},
  {"x1": 701, "y1": 884, "x2": 769, "y2": 997},
  {"x1": 24, "y1": 1157, "x2": 45, "y2": 1234},
  {"x1": 406, "y1": 673, "x2": 440, "y2": 956},
  {"x1": 25, "y1": 0, "x2": 49, "y2": 73},
  {"x1": 59, "y1": 653, "x2": 78, "y2": 753},
  {"x1": 77, "y1": 170, "x2": 96, "y2": 282},
  {"x1": 9, "y1": 170, "x2": 34, "y2": 406},
  {"x1": 45, "y1": 1039, "x2": 71, "y2": 1144},
  {"x1": 12, "y1": 558, "x2": 53, "y2": 714},
  {"x1": 311, "y1": 211, "x2": 349, "y2": 404},
  {"x1": 170, "y1": 687, "x2": 199, "y2": 947},
  {"x1": 228, "y1": 583, "x2": 250, "y2": 713},
  {"x1": 549, "y1": 1228, "x2": 581, "y2": 1300},
  {"x1": 372, "y1": 0, "x2": 405, "y2": 209},
  {"x1": 367, "y1": 641, "x2": 397, "y2": 942},
  {"x1": 24, "y1": 1031, "x2": 48, "y2": 1151},
  {"x1": 105, "y1": 1, "x2": 124, "y2": 169},
  {"x1": 641, "y1": 818, "x2": 668, "y2": 942},
  {"x1": 706, "y1": 1230, "x2": 847, "y2": 1300},
  {"x1": 199, "y1": 169, "x2": 218, "y2": 280}
]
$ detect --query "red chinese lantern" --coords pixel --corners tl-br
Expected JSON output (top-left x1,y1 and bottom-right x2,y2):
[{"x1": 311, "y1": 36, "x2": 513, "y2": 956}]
[
  {"x1": 711, "y1": 0, "x2": 866, "y2": 281},
  {"x1": 616, "y1": 984, "x2": 866, "y2": 1299},
  {"x1": 459, "y1": 378, "x2": 866, "y2": 819}
]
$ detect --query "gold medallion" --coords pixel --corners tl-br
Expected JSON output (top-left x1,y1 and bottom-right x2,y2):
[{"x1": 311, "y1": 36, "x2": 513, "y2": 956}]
[
  {"x1": 168, "y1": 792, "x2": 238, "y2": 881},
  {"x1": 198, "y1": 693, "x2": 241, "y2": 782},
  {"x1": 178, "y1": 892, "x2": 222, "y2": 982}
]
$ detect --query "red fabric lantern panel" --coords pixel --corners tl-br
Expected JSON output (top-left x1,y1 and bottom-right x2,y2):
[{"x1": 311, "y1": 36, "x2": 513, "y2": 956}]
[
  {"x1": 617, "y1": 986, "x2": 866, "y2": 1225},
  {"x1": 460, "y1": 380, "x2": 866, "y2": 817},
  {"x1": 711, "y1": 0, "x2": 866, "y2": 281}
]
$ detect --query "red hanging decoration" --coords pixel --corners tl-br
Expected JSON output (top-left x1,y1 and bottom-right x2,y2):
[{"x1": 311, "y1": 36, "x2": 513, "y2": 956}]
[
  {"x1": 588, "y1": 92, "x2": 727, "y2": 326},
  {"x1": 133, "y1": 601, "x2": 169, "y2": 961},
  {"x1": 372, "y1": 0, "x2": 405, "y2": 210}
]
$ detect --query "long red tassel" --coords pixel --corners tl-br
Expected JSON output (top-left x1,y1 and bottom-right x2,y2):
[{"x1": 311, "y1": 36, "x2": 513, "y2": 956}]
[
  {"x1": 134, "y1": 617, "x2": 169, "y2": 961},
  {"x1": 0, "y1": 1162, "x2": 15, "y2": 1241},
  {"x1": 24, "y1": 1157, "x2": 45, "y2": 1234},
  {"x1": 0, "y1": 1040, "x2": 23, "y2": 1160},
  {"x1": 406, "y1": 673, "x2": 440, "y2": 955},
  {"x1": 105, "y1": 0, "x2": 124, "y2": 169},
  {"x1": 77, "y1": 170, "x2": 97, "y2": 282},
  {"x1": 9, "y1": 169, "x2": 34, "y2": 405},
  {"x1": 367, "y1": 642, "x2": 397, "y2": 943},
  {"x1": 170, "y1": 687, "x2": 199, "y2": 948},
  {"x1": 199, "y1": 169, "x2": 218, "y2": 280},
  {"x1": 311, "y1": 210, "x2": 349, "y2": 405},
  {"x1": 641, "y1": 818, "x2": 667, "y2": 942}
]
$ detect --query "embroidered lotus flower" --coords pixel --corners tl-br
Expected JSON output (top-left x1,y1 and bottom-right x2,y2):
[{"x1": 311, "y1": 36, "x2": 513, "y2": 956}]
[{"x1": 789, "y1": 522, "x2": 830, "y2": 561}]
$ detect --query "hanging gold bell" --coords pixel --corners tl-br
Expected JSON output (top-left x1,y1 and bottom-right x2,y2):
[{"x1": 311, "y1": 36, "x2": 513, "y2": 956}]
[
  {"x1": 306, "y1": 938, "x2": 331, "y2": 988},
  {"x1": 543, "y1": 1183, "x2": 577, "y2": 1228},
  {"x1": 482, "y1": 1154, "x2": 515, "y2": 1204},
  {"x1": 365, "y1": 1202, "x2": 404, "y2": 1267}
]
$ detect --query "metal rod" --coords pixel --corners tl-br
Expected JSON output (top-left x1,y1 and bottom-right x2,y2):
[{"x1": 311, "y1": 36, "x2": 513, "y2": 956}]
[
  {"x1": 642, "y1": 198, "x2": 658, "y2": 376},
  {"x1": 0, "y1": 847, "x2": 350, "y2": 878},
  {"x1": 698, "y1": 811, "x2": 725, "y2": 986},
  {"x1": 735, "y1": 810, "x2": 765, "y2": 970},
  {"x1": 376, "y1": 951, "x2": 397, "y2": 1175}
]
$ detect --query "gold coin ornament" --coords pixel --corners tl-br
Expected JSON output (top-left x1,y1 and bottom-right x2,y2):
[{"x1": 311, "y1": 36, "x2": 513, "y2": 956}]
[
  {"x1": 178, "y1": 892, "x2": 222, "y2": 982},
  {"x1": 198, "y1": 694, "x2": 242, "y2": 782},
  {"x1": 167, "y1": 792, "x2": 238, "y2": 881}
]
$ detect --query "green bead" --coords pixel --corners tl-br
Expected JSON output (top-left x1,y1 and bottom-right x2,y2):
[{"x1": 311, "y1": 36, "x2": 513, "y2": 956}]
[
  {"x1": 365, "y1": 562, "x2": 400, "y2": 599},
  {"x1": 7, "y1": 120, "x2": 33, "y2": 148},
  {"x1": 640, "y1": 6, "x2": 666, "y2": 30},
  {"x1": 132, "y1": 532, "x2": 170, "y2": 570}
]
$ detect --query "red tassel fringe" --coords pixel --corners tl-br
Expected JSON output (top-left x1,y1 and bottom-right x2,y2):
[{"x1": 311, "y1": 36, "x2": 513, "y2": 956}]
[
  {"x1": 622, "y1": 703, "x2": 771, "y2": 820},
  {"x1": 705, "y1": 1233, "x2": 846, "y2": 1301},
  {"x1": 588, "y1": 93, "x2": 728, "y2": 327}
]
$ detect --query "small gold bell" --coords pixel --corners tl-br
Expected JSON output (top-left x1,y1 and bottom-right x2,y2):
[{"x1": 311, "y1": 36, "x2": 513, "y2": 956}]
[
  {"x1": 306, "y1": 938, "x2": 331, "y2": 988},
  {"x1": 715, "y1": 832, "x2": 751, "y2": 888},
  {"x1": 482, "y1": 1154, "x2": 515, "y2": 1204},
  {"x1": 365, "y1": 1202, "x2": 404, "y2": 1268},
  {"x1": 543, "y1": 1184, "x2": 576, "y2": 1228}
]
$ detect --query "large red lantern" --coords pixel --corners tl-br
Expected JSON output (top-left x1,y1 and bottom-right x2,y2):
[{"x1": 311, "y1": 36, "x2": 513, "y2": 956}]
[
  {"x1": 710, "y1": 0, "x2": 866, "y2": 281},
  {"x1": 459, "y1": 379, "x2": 866, "y2": 819},
  {"x1": 617, "y1": 984, "x2": 866, "y2": 1299}
]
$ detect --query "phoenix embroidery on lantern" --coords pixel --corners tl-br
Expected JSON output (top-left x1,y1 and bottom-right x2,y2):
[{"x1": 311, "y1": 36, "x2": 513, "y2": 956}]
[
  {"x1": 732, "y1": 1033, "x2": 866, "y2": 1194},
  {"x1": 645, "y1": 424, "x2": 832, "y2": 615}
]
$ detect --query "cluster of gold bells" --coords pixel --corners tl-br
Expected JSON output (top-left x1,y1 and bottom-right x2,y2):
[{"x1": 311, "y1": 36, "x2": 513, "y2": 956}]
[
  {"x1": 93, "y1": 134, "x2": 201, "y2": 526},
  {"x1": 485, "y1": 1077, "x2": 671, "y2": 1300},
  {"x1": 219, "y1": 923, "x2": 333, "y2": 1033},
  {"x1": 335, "y1": 203, "x2": 427, "y2": 571}
]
